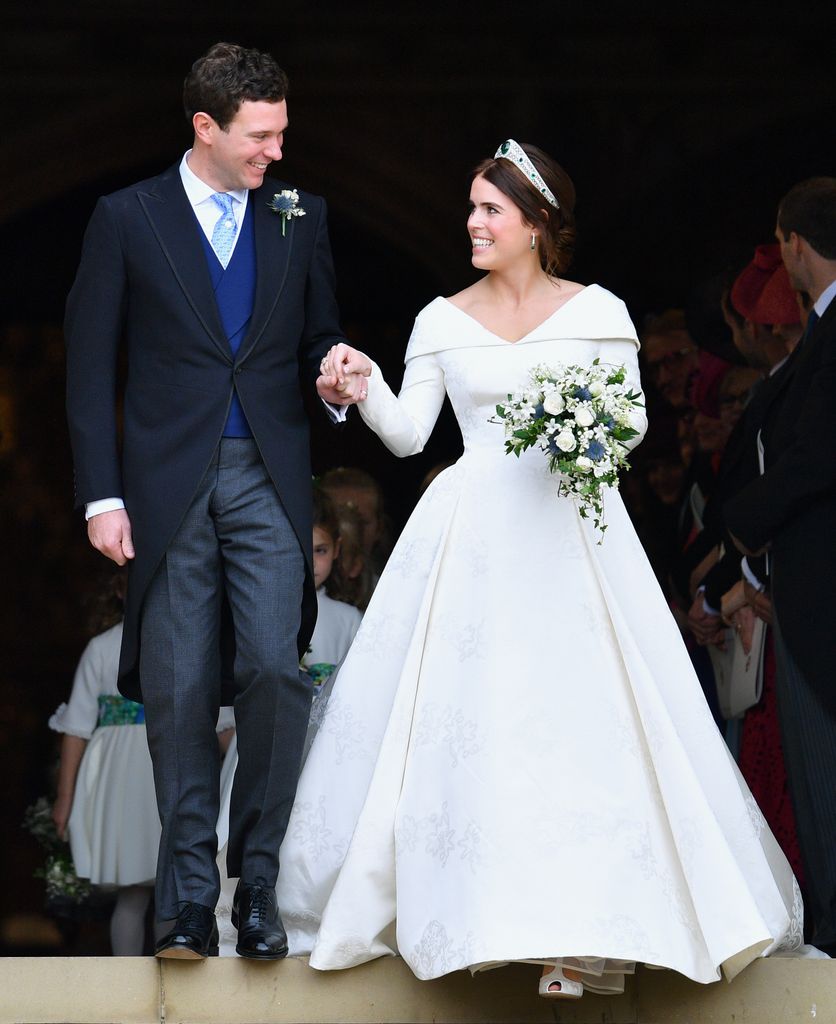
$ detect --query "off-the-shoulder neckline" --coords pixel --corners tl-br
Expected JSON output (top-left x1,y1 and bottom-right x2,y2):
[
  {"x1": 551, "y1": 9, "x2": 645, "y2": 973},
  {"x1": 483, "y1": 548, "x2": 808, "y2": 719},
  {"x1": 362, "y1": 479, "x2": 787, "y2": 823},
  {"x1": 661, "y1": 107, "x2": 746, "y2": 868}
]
[{"x1": 438, "y1": 284, "x2": 599, "y2": 344}]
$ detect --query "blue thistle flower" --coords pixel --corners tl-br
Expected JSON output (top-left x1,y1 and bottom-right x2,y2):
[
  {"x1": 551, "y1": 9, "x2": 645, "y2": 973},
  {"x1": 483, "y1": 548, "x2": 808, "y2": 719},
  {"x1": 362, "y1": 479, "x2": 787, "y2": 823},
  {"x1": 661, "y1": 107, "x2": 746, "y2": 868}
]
[
  {"x1": 532, "y1": 402, "x2": 546, "y2": 420},
  {"x1": 269, "y1": 194, "x2": 295, "y2": 213},
  {"x1": 573, "y1": 386, "x2": 592, "y2": 401},
  {"x1": 585, "y1": 440, "x2": 606, "y2": 462}
]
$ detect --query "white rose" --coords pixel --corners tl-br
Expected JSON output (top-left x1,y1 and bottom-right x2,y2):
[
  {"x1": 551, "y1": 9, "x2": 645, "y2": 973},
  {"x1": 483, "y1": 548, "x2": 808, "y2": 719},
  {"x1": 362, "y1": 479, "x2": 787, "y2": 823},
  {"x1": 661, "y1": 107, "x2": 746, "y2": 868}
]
[
  {"x1": 574, "y1": 406, "x2": 595, "y2": 428},
  {"x1": 576, "y1": 456, "x2": 593, "y2": 472},
  {"x1": 588, "y1": 381, "x2": 605, "y2": 397},
  {"x1": 543, "y1": 393, "x2": 565, "y2": 415},
  {"x1": 555, "y1": 430, "x2": 576, "y2": 452}
]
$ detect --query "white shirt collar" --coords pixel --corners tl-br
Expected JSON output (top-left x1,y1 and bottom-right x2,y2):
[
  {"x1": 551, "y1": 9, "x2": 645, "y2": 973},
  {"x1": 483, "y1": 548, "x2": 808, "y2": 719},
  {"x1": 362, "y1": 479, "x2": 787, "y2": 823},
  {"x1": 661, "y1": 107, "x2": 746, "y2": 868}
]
[
  {"x1": 813, "y1": 278, "x2": 836, "y2": 318},
  {"x1": 178, "y1": 150, "x2": 248, "y2": 209}
]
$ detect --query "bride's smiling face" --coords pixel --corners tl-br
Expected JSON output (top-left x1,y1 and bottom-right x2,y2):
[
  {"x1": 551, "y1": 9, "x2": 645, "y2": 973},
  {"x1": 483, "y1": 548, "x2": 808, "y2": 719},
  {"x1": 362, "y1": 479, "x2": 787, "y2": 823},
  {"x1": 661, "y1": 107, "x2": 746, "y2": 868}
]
[{"x1": 467, "y1": 175, "x2": 535, "y2": 270}]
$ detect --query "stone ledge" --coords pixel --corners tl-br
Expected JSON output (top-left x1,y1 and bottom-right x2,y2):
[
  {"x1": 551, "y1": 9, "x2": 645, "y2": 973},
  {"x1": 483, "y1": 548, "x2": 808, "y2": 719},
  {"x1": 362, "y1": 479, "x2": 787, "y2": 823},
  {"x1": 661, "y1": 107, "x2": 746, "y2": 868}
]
[{"x1": 0, "y1": 954, "x2": 833, "y2": 1024}]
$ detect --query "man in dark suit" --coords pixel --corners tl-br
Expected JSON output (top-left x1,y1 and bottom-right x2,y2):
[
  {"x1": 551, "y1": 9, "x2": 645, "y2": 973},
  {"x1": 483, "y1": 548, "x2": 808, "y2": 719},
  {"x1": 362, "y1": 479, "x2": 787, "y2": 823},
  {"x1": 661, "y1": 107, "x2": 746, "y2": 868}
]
[
  {"x1": 725, "y1": 177, "x2": 836, "y2": 956},
  {"x1": 685, "y1": 248, "x2": 800, "y2": 642},
  {"x1": 65, "y1": 43, "x2": 356, "y2": 959}
]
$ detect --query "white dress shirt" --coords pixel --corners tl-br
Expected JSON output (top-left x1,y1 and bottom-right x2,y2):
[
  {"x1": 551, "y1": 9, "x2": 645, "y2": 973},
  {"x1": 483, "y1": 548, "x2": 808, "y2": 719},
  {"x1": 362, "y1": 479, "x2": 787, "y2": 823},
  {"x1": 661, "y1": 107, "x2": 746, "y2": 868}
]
[
  {"x1": 813, "y1": 277, "x2": 836, "y2": 318},
  {"x1": 178, "y1": 150, "x2": 248, "y2": 257}
]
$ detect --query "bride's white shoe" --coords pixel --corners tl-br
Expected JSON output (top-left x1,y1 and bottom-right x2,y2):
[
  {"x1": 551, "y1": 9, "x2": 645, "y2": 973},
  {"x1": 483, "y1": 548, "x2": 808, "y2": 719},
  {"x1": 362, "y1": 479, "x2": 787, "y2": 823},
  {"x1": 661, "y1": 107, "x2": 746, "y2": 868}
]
[{"x1": 538, "y1": 965, "x2": 584, "y2": 999}]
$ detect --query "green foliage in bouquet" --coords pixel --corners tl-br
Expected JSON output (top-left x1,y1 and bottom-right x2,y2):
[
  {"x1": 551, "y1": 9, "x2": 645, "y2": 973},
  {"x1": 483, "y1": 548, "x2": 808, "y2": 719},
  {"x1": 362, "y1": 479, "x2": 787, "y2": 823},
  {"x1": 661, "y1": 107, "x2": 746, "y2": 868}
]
[
  {"x1": 23, "y1": 797, "x2": 91, "y2": 905},
  {"x1": 493, "y1": 359, "x2": 644, "y2": 539}
]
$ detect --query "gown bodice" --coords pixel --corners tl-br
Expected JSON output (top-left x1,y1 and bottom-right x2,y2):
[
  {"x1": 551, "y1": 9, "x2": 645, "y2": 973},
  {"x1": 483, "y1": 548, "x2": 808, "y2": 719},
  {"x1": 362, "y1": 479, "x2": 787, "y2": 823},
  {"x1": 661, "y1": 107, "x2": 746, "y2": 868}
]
[{"x1": 359, "y1": 285, "x2": 647, "y2": 462}]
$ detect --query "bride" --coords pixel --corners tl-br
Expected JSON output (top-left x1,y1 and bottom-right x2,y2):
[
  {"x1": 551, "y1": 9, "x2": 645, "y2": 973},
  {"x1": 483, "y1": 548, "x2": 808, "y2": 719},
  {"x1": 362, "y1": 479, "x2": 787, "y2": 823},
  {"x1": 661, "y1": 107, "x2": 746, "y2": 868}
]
[{"x1": 271, "y1": 140, "x2": 804, "y2": 997}]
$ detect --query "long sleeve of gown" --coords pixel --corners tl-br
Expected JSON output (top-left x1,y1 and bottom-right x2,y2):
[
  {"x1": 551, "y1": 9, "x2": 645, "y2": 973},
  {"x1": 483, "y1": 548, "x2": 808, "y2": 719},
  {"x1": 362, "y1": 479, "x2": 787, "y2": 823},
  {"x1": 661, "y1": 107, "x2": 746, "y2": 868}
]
[
  {"x1": 358, "y1": 351, "x2": 446, "y2": 458},
  {"x1": 600, "y1": 338, "x2": 648, "y2": 452}
]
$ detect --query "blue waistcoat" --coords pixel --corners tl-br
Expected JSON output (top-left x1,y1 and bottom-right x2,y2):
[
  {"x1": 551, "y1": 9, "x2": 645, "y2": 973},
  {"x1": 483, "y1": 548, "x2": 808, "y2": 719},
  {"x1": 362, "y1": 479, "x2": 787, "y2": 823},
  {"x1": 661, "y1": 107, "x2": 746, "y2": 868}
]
[{"x1": 198, "y1": 201, "x2": 256, "y2": 437}]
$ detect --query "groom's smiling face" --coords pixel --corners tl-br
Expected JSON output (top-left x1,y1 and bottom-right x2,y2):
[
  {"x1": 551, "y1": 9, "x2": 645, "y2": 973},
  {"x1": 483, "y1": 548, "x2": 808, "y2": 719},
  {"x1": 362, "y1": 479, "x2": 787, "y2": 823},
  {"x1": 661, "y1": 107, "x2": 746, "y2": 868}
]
[{"x1": 197, "y1": 98, "x2": 289, "y2": 192}]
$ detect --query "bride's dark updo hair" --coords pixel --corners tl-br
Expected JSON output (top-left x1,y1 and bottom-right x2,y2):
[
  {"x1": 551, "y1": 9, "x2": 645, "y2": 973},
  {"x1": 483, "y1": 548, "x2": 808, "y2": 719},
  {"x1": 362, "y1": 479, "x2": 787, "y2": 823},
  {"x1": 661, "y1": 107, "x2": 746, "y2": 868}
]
[{"x1": 472, "y1": 143, "x2": 576, "y2": 277}]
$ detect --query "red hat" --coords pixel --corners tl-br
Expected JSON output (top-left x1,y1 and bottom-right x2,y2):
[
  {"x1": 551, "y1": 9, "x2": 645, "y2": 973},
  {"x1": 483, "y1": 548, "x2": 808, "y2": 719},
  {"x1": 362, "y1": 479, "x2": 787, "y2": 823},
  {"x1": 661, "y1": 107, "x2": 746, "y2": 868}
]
[
  {"x1": 752, "y1": 264, "x2": 801, "y2": 325},
  {"x1": 730, "y1": 244, "x2": 782, "y2": 320}
]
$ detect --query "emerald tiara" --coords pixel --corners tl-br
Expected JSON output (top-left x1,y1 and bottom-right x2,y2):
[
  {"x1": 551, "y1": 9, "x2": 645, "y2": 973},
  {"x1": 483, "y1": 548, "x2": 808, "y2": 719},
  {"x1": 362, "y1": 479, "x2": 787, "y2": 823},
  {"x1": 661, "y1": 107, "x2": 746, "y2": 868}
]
[{"x1": 494, "y1": 139, "x2": 559, "y2": 210}]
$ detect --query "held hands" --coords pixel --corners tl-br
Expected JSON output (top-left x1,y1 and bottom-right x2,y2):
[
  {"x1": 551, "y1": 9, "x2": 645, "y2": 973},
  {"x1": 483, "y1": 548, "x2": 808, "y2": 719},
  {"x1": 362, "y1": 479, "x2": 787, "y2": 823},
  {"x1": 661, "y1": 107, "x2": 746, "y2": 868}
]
[
  {"x1": 742, "y1": 577, "x2": 773, "y2": 625},
  {"x1": 719, "y1": 578, "x2": 772, "y2": 652},
  {"x1": 316, "y1": 343, "x2": 372, "y2": 406},
  {"x1": 687, "y1": 592, "x2": 726, "y2": 649},
  {"x1": 88, "y1": 508, "x2": 135, "y2": 565},
  {"x1": 721, "y1": 581, "x2": 755, "y2": 654}
]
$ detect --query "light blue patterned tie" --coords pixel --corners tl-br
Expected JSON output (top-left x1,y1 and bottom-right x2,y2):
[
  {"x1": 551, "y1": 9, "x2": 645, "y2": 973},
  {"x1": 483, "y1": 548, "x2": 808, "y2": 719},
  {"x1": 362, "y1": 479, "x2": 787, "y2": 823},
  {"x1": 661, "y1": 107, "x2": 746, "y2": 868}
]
[{"x1": 210, "y1": 193, "x2": 237, "y2": 268}]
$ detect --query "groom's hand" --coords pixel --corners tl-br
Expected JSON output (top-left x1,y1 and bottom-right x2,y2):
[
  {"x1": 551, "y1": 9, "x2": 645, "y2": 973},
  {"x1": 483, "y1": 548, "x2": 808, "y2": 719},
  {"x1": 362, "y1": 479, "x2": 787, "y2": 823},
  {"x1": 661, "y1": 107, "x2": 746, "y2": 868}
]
[
  {"x1": 317, "y1": 371, "x2": 367, "y2": 405},
  {"x1": 317, "y1": 343, "x2": 372, "y2": 405},
  {"x1": 88, "y1": 508, "x2": 135, "y2": 565}
]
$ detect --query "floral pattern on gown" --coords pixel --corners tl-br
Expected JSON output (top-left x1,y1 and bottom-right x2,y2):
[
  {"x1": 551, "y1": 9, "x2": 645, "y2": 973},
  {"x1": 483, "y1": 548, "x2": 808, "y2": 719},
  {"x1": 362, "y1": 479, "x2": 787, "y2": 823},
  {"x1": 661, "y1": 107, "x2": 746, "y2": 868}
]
[{"x1": 275, "y1": 285, "x2": 803, "y2": 987}]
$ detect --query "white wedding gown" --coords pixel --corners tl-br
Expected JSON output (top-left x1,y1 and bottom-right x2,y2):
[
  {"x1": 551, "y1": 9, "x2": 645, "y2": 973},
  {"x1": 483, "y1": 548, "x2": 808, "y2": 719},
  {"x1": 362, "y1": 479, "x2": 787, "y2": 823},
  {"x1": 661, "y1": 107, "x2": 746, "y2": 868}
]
[{"x1": 274, "y1": 285, "x2": 805, "y2": 990}]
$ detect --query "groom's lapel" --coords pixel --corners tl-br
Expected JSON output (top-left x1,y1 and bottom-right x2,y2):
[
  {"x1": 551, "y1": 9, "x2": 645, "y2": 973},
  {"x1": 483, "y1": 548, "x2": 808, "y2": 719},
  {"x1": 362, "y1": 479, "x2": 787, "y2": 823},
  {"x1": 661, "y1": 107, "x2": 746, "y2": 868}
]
[
  {"x1": 137, "y1": 166, "x2": 230, "y2": 362},
  {"x1": 237, "y1": 182, "x2": 294, "y2": 365}
]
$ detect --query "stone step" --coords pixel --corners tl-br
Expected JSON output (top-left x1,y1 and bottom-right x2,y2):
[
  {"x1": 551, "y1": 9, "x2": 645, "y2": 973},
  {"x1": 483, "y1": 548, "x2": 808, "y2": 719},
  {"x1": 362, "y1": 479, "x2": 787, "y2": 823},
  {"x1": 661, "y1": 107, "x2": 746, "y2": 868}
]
[{"x1": 0, "y1": 955, "x2": 833, "y2": 1024}]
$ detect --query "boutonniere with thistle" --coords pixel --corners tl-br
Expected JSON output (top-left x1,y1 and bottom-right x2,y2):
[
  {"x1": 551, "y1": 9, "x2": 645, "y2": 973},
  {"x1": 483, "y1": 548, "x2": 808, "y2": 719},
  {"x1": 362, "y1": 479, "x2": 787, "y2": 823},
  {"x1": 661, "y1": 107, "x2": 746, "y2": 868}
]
[{"x1": 268, "y1": 189, "x2": 306, "y2": 235}]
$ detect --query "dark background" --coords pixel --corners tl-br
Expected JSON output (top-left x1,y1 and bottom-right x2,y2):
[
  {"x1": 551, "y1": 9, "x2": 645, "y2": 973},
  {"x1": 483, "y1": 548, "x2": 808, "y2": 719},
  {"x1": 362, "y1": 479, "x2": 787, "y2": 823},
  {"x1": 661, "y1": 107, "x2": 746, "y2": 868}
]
[{"x1": 1, "y1": 0, "x2": 834, "y2": 949}]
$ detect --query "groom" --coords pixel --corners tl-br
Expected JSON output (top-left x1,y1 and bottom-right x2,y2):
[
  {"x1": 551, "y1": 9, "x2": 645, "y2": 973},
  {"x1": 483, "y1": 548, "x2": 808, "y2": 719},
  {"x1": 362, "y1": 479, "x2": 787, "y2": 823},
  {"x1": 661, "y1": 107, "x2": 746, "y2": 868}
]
[{"x1": 65, "y1": 42, "x2": 350, "y2": 959}]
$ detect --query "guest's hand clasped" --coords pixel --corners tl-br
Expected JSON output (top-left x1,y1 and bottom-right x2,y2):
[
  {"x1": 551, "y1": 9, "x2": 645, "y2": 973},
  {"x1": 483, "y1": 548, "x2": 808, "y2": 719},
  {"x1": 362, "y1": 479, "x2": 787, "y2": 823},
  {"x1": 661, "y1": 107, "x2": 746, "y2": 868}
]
[{"x1": 316, "y1": 344, "x2": 372, "y2": 406}]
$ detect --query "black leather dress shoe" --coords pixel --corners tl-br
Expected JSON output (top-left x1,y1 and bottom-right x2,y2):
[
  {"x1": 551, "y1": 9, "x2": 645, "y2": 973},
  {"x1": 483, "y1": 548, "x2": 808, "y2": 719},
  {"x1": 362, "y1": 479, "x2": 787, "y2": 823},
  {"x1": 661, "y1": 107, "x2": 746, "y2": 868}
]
[
  {"x1": 155, "y1": 902, "x2": 219, "y2": 959},
  {"x1": 232, "y1": 880, "x2": 288, "y2": 960}
]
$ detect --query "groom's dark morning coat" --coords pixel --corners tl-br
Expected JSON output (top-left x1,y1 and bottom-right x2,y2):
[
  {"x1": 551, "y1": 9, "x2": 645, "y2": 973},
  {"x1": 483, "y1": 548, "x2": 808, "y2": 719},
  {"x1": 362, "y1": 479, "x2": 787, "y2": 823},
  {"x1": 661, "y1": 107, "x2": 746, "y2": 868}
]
[{"x1": 66, "y1": 165, "x2": 343, "y2": 701}]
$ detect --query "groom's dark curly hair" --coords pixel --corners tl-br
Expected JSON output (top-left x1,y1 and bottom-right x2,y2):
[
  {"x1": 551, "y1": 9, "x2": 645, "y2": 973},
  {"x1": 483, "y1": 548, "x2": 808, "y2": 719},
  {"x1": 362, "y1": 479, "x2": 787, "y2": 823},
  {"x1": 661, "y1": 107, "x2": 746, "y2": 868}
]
[{"x1": 183, "y1": 42, "x2": 289, "y2": 131}]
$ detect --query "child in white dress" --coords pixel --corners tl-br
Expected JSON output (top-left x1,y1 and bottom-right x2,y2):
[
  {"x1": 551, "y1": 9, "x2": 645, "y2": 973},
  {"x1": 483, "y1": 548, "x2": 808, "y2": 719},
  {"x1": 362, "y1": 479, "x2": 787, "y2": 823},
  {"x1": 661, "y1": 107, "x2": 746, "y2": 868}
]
[
  {"x1": 51, "y1": 583, "x2": 235, "y2": 954},
  {"x1": 306, "y1": 485, "x2": 364, "y2": 680},
  {"x1": 51, "y1": 617, "x2": 158, "y2": 955}
]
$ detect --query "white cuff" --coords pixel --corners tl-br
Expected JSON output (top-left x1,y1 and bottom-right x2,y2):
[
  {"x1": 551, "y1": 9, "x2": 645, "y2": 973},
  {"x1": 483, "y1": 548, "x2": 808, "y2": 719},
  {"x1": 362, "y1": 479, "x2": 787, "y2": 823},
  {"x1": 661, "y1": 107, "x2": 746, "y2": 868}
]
[
  {"x1": 321, "y1": 398, "x2": 349, "y2": 423},
  {"x1": 741, "y1": 557, "x2": 765, "y2": 592},
  {"x1": 85, "y1": 497, "x2": 126, "y2": 520},
  {"x1": 216, "y1": 706, "x2": 236, "y2": 732},
  {"x1": 696, "y1": 585, "x2": 719, "y2": 617}
]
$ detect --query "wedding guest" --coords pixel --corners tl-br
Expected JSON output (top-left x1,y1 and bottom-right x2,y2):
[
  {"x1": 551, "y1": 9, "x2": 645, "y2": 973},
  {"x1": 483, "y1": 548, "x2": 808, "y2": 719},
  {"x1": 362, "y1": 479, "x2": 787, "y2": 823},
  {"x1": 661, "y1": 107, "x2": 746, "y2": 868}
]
[
  {"x1": 685, "y1": 246, "x2": 801, "y2": 645},
  {"x1": 726, "y1": 177, "x2": 836, "y2": 956},
  {"x1": 698, "y1": 249, "x2": 802, "y2": 610},
  {"x1": 671, "y1": 354, "x2": 733, "y2": 616},
  {"x1": 320, "y1": 467, "x2": 393, "y2": 578},
  {"x1": 641, "y1": 310, "x2": 700, "y2": 410},
  {"x1": 326, "y1": 500, "x2": 375, "y2": 611},
  {"x1": 625, "y1": 414, "x2": 689, "y2": 606},
  {"x1": 717, "y1": 367, "x2": 762, "y2": 438},
  {"x1": 50, "y1": 572, "x2": 156, "y2": 956},
  {"x1": 307, "y1": 486, "x2": 363, "y2": 673}
]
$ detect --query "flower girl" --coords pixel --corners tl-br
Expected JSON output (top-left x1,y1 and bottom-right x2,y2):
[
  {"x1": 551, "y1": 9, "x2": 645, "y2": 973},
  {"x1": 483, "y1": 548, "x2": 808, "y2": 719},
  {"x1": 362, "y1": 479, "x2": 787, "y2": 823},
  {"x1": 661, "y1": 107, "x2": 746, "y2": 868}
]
[{"x1": 50, "y1": 574, "x2": 157, "y2": 955}]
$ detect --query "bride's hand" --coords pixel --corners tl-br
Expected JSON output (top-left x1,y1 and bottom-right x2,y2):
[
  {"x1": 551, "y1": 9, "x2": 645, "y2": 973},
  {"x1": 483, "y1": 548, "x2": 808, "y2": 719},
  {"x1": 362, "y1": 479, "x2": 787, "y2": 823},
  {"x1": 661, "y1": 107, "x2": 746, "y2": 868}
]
[
  {"x1": 317, "y1": 370, "x2": 368, "y2": 405},
  {"x1": 317, "y1": 344, "x2": 372, "y2": 405},
  {"x1": 321, "y1": 344, "x2": 372, "y2": 384}
]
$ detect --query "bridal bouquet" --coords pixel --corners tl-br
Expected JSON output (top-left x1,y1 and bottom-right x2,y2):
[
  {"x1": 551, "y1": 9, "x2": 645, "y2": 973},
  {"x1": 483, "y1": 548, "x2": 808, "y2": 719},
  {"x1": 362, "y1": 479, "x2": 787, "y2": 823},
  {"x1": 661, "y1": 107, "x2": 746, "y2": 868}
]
[{"x1": 494, "y1": 360, "x2": 643, "y2": 539}]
